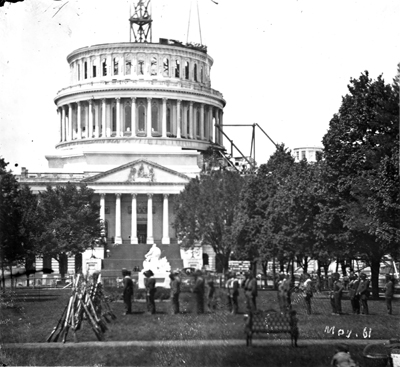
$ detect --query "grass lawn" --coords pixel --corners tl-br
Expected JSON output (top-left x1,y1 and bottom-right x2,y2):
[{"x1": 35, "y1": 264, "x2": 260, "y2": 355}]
[{"x1": 0, "y1": 287, "x2": 399, "y2": 366}]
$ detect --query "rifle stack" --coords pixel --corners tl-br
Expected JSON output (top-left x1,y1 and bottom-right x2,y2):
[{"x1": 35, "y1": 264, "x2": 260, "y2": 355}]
[{"x1": 46, "y1": 273, "x2": 116, "y2": 343}]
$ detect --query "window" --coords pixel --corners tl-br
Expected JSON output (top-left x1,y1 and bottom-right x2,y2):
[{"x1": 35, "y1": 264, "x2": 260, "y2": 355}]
[
  {"x1": 163, "y1": 58, "x2": 169, "y2": 76},
  {"x1": 138, "y1": 103, "x2": 145, "y2": 131},
  {"x1": 184, "y1": 61, "x2": 189, "y2": 80},
  {"x1": 187, "y1": 108, "x2": 190, "y2": 136},
  {"x1": 77, "y1": 64, "x2": 81, "y2": 81},
  {"x1": 316, "y1": 151, "x2": 323, "y2": 161},
  {"x1": 102, "y1": 59, "x2": 107, "y2": 76},
  {"x1": 151, "y1": 100, "x2": 159, "y2": 133},
  {"x1": 200, "y1": 66, "x2": 203, "y2": 83},
  {"x1": 194, "y1": 64, "x2": 198, "y2": 82},
  {"x1": 202, "y1": 253, "x2": 209, "y2": 266},
  {"x1": 92, "y1": 64, "x2": 97, "y2": 78},
  {"x1": 125, "y1": 104, "x2": 132, "y2": 132},
  {"x1": 167, "y1": 105, "x2": 171, "y2": 133},
  {"x1": 174, "y1": 60, "x2": 180, "y2": 78},
  {"x1": 196, "y1": 108, "x2": 200, "y2": 137},
  {"x1": 112, "y1": 106, "x2": 116, "y2": 133},
  {"x1": 150, "y1": 56, "x2": 157, "y2": 76},
  {"x1": 84, "y1": 61, "x2": 88, "y2": 79},
  {"x1": 113, "y1": 58, "x2": 119, "y2": 75},
  {"x1": 138, "y1": 59, "x2": 144, "y2": 75},
  {"x1": 301, "y1": 151, "x2": 306, "y2": 160},
  {"x1": 296, "y1": 151, "x2": 299, "y2": 160},
  {"x1": 125, "y1": 60, "x2": 131, "y2": 75}
]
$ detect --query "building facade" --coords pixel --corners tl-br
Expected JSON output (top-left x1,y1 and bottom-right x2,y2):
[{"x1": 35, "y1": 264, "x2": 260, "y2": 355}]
[
  {"x1": 19, "y1": 36, "x2": 226, "y2": 280},
  {"x1": 293, "y1": 146, "x2": 323, "y2": 163}
]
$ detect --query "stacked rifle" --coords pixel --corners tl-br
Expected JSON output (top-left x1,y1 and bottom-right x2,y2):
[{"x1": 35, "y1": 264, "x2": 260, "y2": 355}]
[{"x1": 46, "y1": 273, "x2": 116, "y2": 343}]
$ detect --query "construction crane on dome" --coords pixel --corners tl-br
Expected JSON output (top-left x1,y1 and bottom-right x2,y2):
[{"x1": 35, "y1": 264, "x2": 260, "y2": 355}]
[{"x1": 129, "y1": 1, "x2": 278, "y2": 175}]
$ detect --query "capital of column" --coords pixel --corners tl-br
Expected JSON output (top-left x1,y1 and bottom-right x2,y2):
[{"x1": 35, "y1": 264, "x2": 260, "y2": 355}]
[
  {"x1": 131, "y1": 97, "x2": 136, "y2": 103},
  {"x1": 147, "y1": 97, "x2": 152, "y2": 102},
  {"x1": 131, "y1": 193, "x2": 137, "y2": 198},
  {"x1": 147, "y1": 193, "x2": 153, "y2": 198},
  {"x1": 163, "y1": 194, "x2": 169, "y2": 199}
]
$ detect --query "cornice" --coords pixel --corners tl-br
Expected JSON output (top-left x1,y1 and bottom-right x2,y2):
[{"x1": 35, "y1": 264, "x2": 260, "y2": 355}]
[
  {"x1": 54, "y1": 86, "x2": 226, "y2": 107},
  {"x1": 67, "y1": 43, "x2": 213, "y2": 65}
]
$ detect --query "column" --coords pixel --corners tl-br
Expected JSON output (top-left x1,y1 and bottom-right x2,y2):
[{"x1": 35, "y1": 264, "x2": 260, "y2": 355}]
[
  {"x1": 200, "y1": 103, "x2": 204, "y2": 140},
  {"x1": 209, "y1": 107, "x2": 214, "y2": 142},
  {"x1": 131, "y1": 97, "x2": 136, "y2": 137},
  {"x1": 58, "y1": 108, "x2": 62, "y2": 142},
  {"x1": 84, "y1": 103, "x2": 89, "y2": 138},
  {"x1": 162, "y1": 98, "x2": 167, "y2": 138},
  {"x1": 215, "y1": 109, "x2": 219, "y2": 144},
  {"x1": 94, "y1": 102, "x2": 100, "y2": 138},
  {"x1": 162, "y1": 194, "x2": 170, "y2": 245},
  {"x1": 68, "y1": 104, "x2": 73, "y2": 141},
  {"x1": 219, "y1": 110, "x2": 224, "y2": 146},
  {"x1": 77, "y1": 102, "x2": 82, "y2": 140},
  {"x1": 130, "y1": 194, "x2": 138, "y2": 244},
  {"x1": 116, "y1": 97, "x2": 121, "y2": 137},
  {"x1": 146, "y1": 97, "x2": 152, "y2": 137},
  {"x1": 146, "y1": 194, "x2": 154, "y2": 244},
  {"x1": 115, "y1": 194, "x2": 122, "y2": 244},
  {"x1": 176, "y1": 100, "x2": 181, "y2": 138},
  {"x1": 61, "y1": 106, "x2": 66, "y2": 142},
  {"x1": 100, "y1": 194, "x2": 106, "y2": 222},
  {"x1": 101, "y1": 99, "x2": 106, "y2": 137},
  {"x1": 88, "y1": 100, "x2": 94, "y2": 138},
  {"x1": 189, "y1": 102, "x2": 193, "y2": 139}
]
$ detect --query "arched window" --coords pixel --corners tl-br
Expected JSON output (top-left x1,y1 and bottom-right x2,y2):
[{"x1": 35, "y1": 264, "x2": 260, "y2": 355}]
[
  {"x1": 194, "y1": 64, "x2": 198, "y2": 82},
  {"x1": 138, "y1": 103, "x2": 146, "y2": 132},
  {"x1": 175, "y1": 59, "x2": 180, "y2": 78},
  {"x1": 151, "y1": 56, "x2": 157, "y2": 76},
  {"x1": 125, "y1": 104, "x2": 132, "y2": 133},
  {"x1": 163, "y1": 58, "x2": 169, "y2": 76},
  {"x1": 125, "y1": 59, "x2": 132, "y2": 75},
  {"x1": 151, "y1": 100, "x2": 159, "y2": 133},
  {"x1": 113, "y1": 57, "x2": 119, "y2": 75},
  {"x1": 102, "y1": 59, "x2": 107, "y2": 76},
  {"x1": 185, "y1": 61, "x2": 189, "y2": 80},
  {"x1": 166, "y1": 105, "x2": 171, "y2": 134},
  {"x1": 138, "y1": 59, "x2": 145, "y2": 75}
]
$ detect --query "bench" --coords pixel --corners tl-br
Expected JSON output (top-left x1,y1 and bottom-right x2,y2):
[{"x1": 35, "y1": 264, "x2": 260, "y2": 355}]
[{"x1": 244, "y1": 310, "x2": 299, "y2": 347}]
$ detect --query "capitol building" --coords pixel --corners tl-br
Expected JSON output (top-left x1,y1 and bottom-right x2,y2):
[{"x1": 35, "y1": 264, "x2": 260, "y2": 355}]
[{"x1": 18, "y1": 2, "x2": 226, "y2": 281}]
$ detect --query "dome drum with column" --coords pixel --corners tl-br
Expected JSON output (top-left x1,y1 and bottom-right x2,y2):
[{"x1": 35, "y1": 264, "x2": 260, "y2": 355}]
[{"x1": 55, "y1": 41, "x2": 226, "y2": 152}]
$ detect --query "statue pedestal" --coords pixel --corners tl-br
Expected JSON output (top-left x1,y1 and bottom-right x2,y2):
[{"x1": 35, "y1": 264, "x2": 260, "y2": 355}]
[{"x1": 138, "y1": 271, "x2": 170, "y2": 289}]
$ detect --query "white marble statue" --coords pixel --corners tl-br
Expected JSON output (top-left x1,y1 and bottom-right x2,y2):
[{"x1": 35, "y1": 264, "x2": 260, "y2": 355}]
[{"x1": 142, "y1": 243, "x2": 171, "y2": 273}]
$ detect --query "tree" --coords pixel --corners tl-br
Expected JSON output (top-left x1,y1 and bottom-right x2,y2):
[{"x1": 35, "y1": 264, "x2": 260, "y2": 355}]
[
  {"x1": 232, "y1": 145, "x2": 295, "y2": 282},
  {"x1": 174, "y1": 170, "x2": 244, "y2": 273},
  {"x1": 35, "y1": 183, "x2": 102, "y2": 278},
  {"x1": 0, "y1": 158, "x2": 25, "y2": 289},
  {"x1": 322, "y1": 71, "x2": 399, "y2": 297}
]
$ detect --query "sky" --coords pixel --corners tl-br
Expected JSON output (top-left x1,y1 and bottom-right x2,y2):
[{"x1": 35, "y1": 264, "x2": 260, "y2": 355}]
[{"x1": 1, "y1": 0, "x2": 399, "y2": 174}]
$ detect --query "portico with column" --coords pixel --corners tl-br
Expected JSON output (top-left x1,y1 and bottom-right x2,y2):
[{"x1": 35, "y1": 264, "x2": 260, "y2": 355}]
[{"x1": 96, "y1": 191, "x2": 176, "y2": 246}]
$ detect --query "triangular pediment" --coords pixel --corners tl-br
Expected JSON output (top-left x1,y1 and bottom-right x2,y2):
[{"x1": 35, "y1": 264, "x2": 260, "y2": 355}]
[{"x1": 82, "y1": 159, "x2": 190, "y2": 184}]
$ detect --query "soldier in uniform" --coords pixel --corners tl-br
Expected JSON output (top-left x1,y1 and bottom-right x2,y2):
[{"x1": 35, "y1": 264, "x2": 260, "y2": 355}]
[
  {"x1": 348, "y1": 273, "x2": 360, "y2": 314},
  {"x1": 170, "y1": 271, "x2": 181, "y2": 314},
  {"x1": 356, "y1": 272, "x2": 370, "y2": 315},
  {"x1": 385, "y1": 274, "x2": 394, "y2": 315},
  {"x1": 192, "y1": 270, "x2": 205, "y2": 314},
  {"x1": 244, "y1": 272, "x2": 257, "y2": 312},
  {"x1": 122, "y1": 268, "x2": 134, "y2": 315},
  {"x1": 230, "y1": 272, "x2": 240, "y2": 315},
  {"x1": 144, "y1": 270, "x2": 156, "y2": 314}
]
